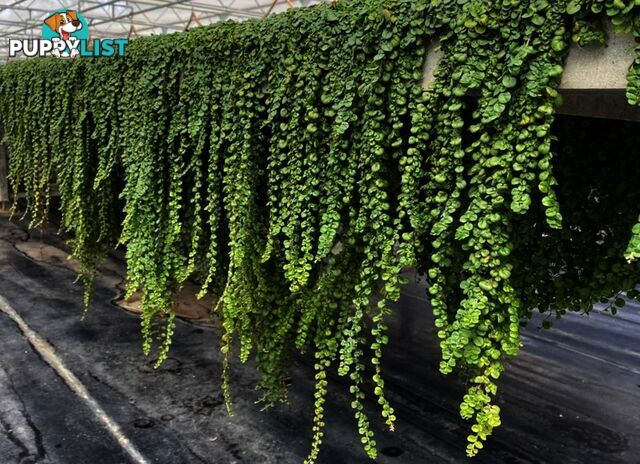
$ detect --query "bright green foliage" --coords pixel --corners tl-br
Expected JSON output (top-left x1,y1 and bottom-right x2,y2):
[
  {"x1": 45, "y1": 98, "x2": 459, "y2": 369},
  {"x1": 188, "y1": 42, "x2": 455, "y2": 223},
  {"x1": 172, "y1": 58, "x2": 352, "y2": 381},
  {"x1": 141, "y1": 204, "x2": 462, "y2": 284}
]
[
  {"x1": 1, "y1": 0, "x2": 640, "y2": 461},
  {"x1": 0, "y1": 58, "x2": 123, "y2": 310}
]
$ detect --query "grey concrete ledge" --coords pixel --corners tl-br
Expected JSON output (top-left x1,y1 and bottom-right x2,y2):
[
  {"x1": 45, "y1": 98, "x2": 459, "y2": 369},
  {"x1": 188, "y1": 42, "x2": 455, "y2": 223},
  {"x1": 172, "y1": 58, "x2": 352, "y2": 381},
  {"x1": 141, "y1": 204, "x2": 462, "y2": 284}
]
[
  {"x1": 422, "y1": 22, "x2": 640, "y2": 120},
  {"x1": 423, "y1": 23, "x2": 636, "y2": 91}
]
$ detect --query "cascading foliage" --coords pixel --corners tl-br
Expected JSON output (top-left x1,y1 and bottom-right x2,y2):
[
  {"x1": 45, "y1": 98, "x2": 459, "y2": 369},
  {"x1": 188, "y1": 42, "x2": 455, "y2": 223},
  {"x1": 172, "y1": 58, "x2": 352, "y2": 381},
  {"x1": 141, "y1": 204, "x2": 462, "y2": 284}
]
[{"x1": 1, "y1": 0, "x2": 640, "y2": 460}]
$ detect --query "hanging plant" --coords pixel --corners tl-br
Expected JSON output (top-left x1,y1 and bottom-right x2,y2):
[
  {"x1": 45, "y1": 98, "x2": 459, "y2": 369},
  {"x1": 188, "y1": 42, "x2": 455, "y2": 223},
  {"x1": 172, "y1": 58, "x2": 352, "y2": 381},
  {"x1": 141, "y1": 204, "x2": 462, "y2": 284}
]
[{"x1": 2, "y1": 0, "x2": 640, "y2": 461}]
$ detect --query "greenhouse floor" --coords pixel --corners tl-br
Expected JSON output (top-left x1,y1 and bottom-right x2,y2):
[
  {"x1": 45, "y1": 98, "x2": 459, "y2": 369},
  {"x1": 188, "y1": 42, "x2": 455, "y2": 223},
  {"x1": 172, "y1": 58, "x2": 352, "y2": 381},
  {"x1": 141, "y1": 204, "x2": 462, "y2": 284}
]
[{"x1": 0, "y1": 216, "x2": 638, "y2": 464}]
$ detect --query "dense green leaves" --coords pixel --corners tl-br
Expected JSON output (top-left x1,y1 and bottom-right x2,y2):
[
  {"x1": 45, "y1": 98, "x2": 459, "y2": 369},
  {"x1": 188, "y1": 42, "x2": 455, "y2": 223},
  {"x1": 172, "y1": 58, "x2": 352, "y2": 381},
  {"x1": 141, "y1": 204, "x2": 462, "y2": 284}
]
[{"x1": 1, "y1": 0, "x2": 640, "y2": 461}]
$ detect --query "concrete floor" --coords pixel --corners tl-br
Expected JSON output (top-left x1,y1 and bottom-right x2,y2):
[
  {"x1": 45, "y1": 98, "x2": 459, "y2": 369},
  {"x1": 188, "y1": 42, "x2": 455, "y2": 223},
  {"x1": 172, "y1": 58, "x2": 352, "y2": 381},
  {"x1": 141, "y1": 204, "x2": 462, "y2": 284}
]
[{"x1": 0, "y1": 216, "x2": 638, "y2": 464}]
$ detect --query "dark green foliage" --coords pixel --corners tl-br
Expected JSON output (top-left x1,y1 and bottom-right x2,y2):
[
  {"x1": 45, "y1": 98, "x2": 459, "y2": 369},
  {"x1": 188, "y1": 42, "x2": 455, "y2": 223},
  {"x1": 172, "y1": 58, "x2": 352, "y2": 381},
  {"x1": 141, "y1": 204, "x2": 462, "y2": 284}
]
[{"x1": 1, "y1": 0, "x2": 640, "y2": 461}]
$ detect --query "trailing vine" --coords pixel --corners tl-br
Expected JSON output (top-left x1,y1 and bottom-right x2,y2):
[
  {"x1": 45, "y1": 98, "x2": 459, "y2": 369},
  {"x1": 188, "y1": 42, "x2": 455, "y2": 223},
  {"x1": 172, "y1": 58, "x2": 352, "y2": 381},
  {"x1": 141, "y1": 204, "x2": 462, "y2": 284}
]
[{"x1": 1, "y1": 0, "x2": 640, "y2": 461}]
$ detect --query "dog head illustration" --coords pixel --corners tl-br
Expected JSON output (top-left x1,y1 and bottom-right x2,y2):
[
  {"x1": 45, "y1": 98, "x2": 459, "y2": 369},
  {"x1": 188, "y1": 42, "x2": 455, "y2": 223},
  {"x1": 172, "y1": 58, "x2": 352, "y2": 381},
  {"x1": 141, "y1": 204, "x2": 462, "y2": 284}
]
[{"x1": 44, "y1": 10, "x2": 82, "y2": 41}]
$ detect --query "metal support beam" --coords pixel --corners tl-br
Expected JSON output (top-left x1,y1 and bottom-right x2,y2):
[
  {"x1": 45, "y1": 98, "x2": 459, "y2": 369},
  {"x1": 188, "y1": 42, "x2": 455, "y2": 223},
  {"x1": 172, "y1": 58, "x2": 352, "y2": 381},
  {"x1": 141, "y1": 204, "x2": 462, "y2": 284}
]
[{"x1": 0, "y1": 0, "x2": 30, "y2": 15}]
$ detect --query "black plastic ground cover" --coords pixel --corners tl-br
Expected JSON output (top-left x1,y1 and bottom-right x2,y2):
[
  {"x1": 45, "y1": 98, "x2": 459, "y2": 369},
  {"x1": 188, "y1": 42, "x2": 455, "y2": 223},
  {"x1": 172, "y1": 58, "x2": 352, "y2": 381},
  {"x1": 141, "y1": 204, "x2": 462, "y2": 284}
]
[{"x1": 0, "y1": 216, "x2": 638, "y2": 464}]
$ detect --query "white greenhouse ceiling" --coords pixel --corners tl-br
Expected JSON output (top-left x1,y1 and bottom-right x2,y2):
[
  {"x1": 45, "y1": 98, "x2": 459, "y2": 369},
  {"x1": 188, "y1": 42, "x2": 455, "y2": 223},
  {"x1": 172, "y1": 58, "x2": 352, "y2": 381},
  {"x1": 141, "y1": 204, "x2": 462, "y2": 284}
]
[{"x1": 0, "y1": 0, "x2": 323, "y2": 61}]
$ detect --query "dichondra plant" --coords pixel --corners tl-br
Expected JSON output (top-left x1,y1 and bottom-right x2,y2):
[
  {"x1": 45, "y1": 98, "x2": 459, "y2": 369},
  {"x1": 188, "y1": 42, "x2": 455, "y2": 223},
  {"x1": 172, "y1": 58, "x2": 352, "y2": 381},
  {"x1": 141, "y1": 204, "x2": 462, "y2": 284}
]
[{"x1": 1, "y1": 0, "x2": 640, "y2": 460}]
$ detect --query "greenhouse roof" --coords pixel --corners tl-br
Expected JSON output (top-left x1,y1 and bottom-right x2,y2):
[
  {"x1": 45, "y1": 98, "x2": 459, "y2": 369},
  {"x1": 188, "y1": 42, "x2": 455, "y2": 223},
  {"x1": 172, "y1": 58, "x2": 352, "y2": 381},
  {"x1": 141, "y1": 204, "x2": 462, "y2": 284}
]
[{"x1": 0, "y1": 0, "x2": 323, "y2": 62}]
